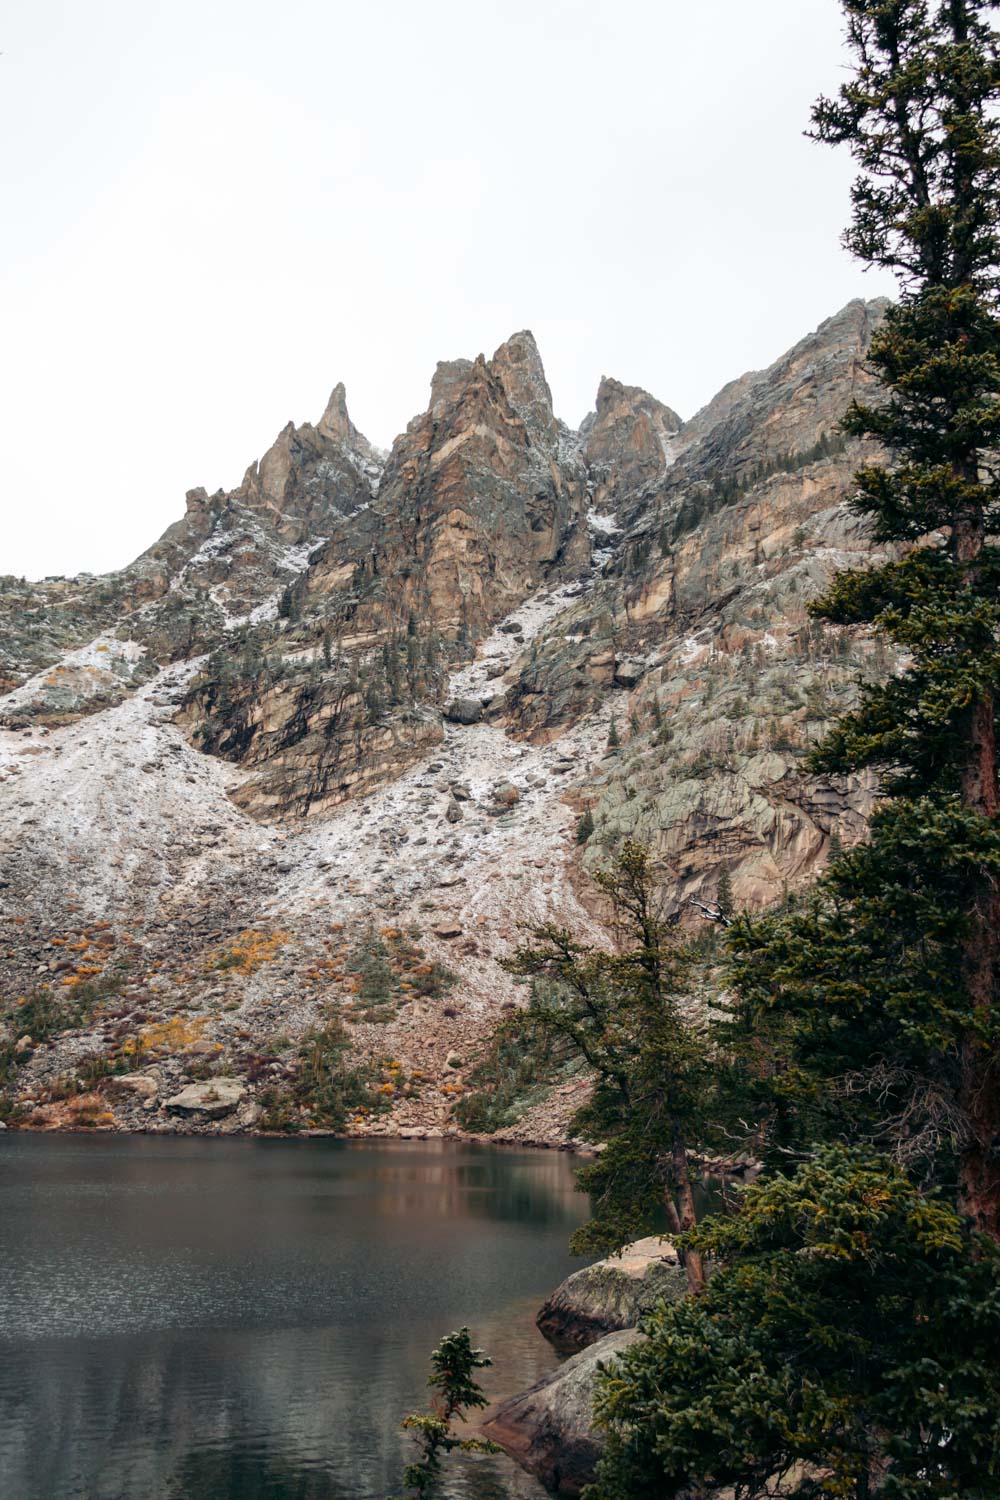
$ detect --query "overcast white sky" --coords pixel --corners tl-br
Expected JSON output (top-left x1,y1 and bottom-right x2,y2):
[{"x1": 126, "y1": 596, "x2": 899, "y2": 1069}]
[{"x1": 1, "y1": 0, "x2": 895, "y2": 579}]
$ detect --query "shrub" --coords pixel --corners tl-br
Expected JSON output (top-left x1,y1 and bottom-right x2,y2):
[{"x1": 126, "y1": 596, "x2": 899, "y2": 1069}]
[
  {"x1": 260, "y1": 1019, "x2": 397, "y2": 1132},
  {"x1": 452, "y1": 1020, "x2": 564, "y2": 1133}
]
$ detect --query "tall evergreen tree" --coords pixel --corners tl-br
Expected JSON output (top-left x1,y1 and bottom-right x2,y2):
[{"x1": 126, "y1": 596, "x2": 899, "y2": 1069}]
[
  {"x1": 728, "y1": 0, "x2": 1000, "y2": 1238},
  {"x1": 807, "y1": 0, "x2": 1000, "y2": 1238},
  {"x1": 715, "y1": 866, "x2": 735, "y2": 921}
]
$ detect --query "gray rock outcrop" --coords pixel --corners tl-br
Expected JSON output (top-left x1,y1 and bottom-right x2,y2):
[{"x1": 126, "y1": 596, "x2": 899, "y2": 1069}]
[
  {"x1": 443, "y1": 697, "x2": 483, "y2": 725},
  {"x1": 164, "y1": 1079, "x2": 247, "y2": 1118},
  {"x1": 537, "y1": 1236, "x2": 686, "y2": 1351},
  {"x1": 482, "y1": 1328, "x2": 644, "y2": 1496}
]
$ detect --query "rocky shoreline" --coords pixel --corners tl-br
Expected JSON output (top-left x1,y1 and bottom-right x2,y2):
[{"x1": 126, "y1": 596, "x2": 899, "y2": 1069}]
[
  {"x1": 0, "y1": 1116, "x2": 598, "y2": 1151},
  {"x1": 483, "y1": 1236, "x2": 684, "y2": 1496}
]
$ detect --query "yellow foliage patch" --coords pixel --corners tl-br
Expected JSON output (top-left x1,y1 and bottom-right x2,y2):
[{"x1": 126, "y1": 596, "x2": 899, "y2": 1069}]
[
  {"x1": 207, "y1": 929, "x2": 288, "y2": 977},
  {"x1": 123, "y1": 1016, "x2": 208, "y2": 1059}
]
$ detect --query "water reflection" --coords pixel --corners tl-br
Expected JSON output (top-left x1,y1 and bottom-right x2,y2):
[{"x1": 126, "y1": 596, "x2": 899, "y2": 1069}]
[{"x1": 0, "y1": 1136, "x2": 589, "y2": 1500}]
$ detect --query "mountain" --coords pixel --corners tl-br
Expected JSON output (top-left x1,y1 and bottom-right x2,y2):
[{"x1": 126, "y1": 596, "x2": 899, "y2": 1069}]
[{"x1": 0, "y1": 300, "x2": 889, "y2": 1139}]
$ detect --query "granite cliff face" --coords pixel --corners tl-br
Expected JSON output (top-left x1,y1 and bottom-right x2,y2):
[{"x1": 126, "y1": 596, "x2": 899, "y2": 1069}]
[
  {"x1": 502, "y1": 299, "x2": 889, "y2": 910},
  {"x1": 581, "y1": 376, "x2": 683, "y2": 514},
  {"x1": 0, "y1": 301, "x2": 890, "y2": 1137}
]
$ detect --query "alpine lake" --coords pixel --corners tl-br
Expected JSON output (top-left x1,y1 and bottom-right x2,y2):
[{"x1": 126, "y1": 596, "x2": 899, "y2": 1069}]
[{"x1": 0, "y1": 1133, "x2": 590, "y2": 1500}]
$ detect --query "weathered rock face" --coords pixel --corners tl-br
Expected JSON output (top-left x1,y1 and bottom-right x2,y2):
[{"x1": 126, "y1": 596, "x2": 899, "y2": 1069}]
[
  {"x1": 189, "y1": 676, "x2": 447, "y2": 821},
  {"x1": 236, "y1": 381, "x2": 382, "y2": 542},
  {"x1": 178, "y1": 329, "x2": 594, "y2": 818},
  {"x1": 537, "y1": 1237, "x2": 686, "y2": 1351},
  {"x1": 127, "y1": 382, "x2": 383, "y2": 650},
  {"x1": 502, "y1": 299, "x2": 890, "y2": 911},
  {"x1": 0, "y1": 383, "x2": 385, "y2": 692},
  {"x1": 318, "y1": 329, "x2": 589, "y2": 643},
  {"x1": 483, "y1": 1328, "x2": 644, "y2": 1496},
  {"x1": 582, "y1": 376, "x2": 683, "y2": 516}
]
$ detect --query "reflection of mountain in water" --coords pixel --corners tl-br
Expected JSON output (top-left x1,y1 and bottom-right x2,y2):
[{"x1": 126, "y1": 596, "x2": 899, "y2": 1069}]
[{"x1": 0, "y1": 1138, "x2": 586, "y2": 1500}]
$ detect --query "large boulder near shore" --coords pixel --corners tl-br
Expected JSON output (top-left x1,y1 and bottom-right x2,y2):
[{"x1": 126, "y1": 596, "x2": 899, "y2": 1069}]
[
  {"x1": 164, "y1": 1079, "x2": 247, "y2": 1118},
  {"x1": 482, "y1": 1328, "x2": 643, "y2": 1496},
  {"x1": 537, "y1": 1236, "x2": 686, "y2": 1352}
]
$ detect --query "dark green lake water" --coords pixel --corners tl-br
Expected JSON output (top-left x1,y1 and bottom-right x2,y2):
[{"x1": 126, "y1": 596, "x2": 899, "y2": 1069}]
[{"x1": 0, "y1": 1134, "x2": 590, "y2": 1500}]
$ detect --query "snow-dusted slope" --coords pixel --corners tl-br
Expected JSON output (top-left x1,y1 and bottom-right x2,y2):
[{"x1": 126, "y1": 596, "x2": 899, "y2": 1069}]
[{"x1": 0, "y1": 572, "x2": 616, "y2": 1139}]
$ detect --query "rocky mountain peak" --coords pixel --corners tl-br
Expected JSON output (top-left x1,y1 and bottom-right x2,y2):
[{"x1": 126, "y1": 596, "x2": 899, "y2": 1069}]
[
  {"x1": 489, "y1": 330, "x2": 558, "y2": 449},
  {"x1": 325, "y1": 331, "x2": 587, "y2": 647},
  {"x1": 581, "y1": 376, "x2": 683, "y2": 515},
  {"x1": 184, "y1": 486, "x2": 211, "y2": 516},
  {"x1": 592, "y1": 376, "x2": 682, "y2": 434},
  {"x1": 316, "y1": 381, "x2": 354, "y2": 444}
]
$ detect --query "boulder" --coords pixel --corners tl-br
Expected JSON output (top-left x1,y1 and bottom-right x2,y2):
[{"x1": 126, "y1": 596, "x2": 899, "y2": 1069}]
[
  {"x1": 491, "y1": 780, "x2": 521, "y2": 809},
  {"x1": 443, "y1": 697, "x2": 483, "y2": 725},
  {"x1": 111, "y1": 1073, "x2": 160, "y2": 1101},
  {"x1": 537, "y1": 1236, "x2": 686, "y2": 1352},
  {"x1": 164, "y1": 1079, "x2": 247, "y2": 1119},
  {"x1": 613, "y1": 658, "x2": 646, "y2": 689},
  {"x1": 483, "y1": 1328, "x2": 644, "y2": 1496}
]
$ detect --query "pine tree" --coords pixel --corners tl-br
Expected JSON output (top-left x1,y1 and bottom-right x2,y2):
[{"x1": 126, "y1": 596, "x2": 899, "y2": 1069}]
[
  {"x1": 502, "y1": 842, "x2": 713, "y2": 1290},
  {"x1": 809, "y1": 0, "x2": 1000, "y2": 1239},
  {"x1": 730, "y1": 0, "x2": 1000, "y2": 1240},
  {"x1": 589, "y1": 1148, "x2": 1000, "y2": 1500},
  {"x1": 396, "y1": 1329, "x2": 498, "y2": 1498}
]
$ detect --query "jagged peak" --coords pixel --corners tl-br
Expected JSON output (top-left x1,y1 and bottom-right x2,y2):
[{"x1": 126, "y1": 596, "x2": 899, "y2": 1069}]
[
  {"x1": 422, "y1": 332, "x2": 557, "y2": 443},
  {"x1": 491, "y1": 328, "x2": 544, "y2": 367},
  {"x1": 489, "y1": 329, "x2": 557, "y2": 444},
  {"x1": 317, "y1": 381, "x2": 354, "y2": 444},
  {"x1": 592, "y1": 376, "x2": 683, "y2": 434}
]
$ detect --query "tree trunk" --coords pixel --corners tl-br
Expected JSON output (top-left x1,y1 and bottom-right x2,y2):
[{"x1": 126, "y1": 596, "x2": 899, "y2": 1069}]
[
  {"x1": 954, "y1": 512, "x2": 1000, "y2": 1242},
  {"x1": 957, "y1": 694, "x2": 1000, "y2": 1242},
  {"x1": 671, "y1": 1126, "x2": 706, "y2": 1292},
  {"x1": 662, "y1": 1192, "x2": 682, "y2": 1238}
]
